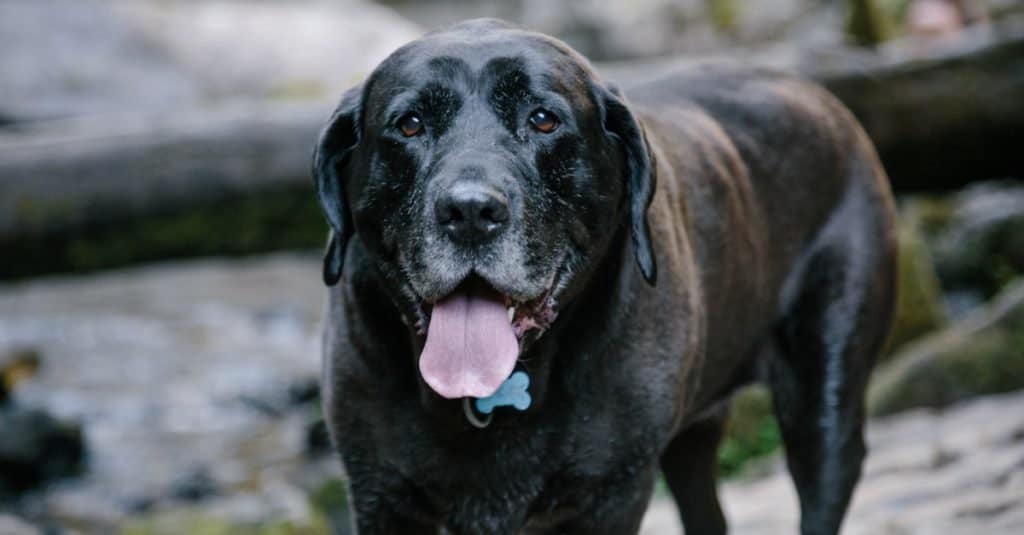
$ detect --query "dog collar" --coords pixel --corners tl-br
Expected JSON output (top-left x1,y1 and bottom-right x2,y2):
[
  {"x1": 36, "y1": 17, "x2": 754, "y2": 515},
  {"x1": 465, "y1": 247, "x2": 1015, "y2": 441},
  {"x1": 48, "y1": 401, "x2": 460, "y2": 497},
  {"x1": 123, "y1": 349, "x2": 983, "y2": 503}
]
[{"x1": 463, "y1": 370, "x2": 531, "y2": 429}]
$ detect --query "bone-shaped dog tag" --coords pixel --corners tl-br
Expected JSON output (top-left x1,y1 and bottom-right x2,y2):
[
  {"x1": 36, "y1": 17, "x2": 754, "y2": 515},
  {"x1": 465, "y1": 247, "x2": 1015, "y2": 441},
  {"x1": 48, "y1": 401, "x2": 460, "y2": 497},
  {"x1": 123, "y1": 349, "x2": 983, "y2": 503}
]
[{"x1": 475, "y1": 371, "x2": 531, "y2": 414}]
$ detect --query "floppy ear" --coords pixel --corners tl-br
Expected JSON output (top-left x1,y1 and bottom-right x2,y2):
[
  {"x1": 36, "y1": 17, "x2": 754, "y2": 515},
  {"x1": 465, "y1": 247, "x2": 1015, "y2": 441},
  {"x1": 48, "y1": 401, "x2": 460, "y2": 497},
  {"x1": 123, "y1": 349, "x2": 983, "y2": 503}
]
[
  {"x1": 596, "y1": 82, "x2": 657, "y2": 286},
  {"x1": 313, "y1": 85, "x2": 363, "y2": 286}
]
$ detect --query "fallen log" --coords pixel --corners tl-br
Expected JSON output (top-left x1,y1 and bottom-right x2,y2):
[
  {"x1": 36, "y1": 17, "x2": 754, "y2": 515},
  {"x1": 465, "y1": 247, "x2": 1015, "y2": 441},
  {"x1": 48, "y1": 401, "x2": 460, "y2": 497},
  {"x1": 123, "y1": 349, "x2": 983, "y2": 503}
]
[
  {"x1": 1, "y1": 23, "x2": 1022, "y2": 279},
  {"x1": 598, "y1": 20, "x2": 1024, "y2": 192},
  {"x1": 0, "y1": 103, "x2": 332, "y2": 278},
  {"x1": 817, "y1": 22, "x2": 1024, "y2": 191}
]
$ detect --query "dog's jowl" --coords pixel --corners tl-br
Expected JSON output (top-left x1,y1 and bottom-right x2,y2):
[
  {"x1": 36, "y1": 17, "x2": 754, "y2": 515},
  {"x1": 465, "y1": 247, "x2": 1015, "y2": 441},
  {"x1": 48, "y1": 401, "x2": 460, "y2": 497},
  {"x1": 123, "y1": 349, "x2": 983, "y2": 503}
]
[{"x1": 313, "y1": 18, "x2": 897, "y2": 535}]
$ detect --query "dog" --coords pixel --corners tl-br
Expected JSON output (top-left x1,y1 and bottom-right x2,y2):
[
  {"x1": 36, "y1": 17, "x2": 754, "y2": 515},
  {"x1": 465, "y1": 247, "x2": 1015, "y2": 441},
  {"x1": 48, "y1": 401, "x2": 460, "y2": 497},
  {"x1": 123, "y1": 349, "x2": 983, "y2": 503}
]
[{"x1": 314, "y1": 18, "x2": 897, "y2": 535}]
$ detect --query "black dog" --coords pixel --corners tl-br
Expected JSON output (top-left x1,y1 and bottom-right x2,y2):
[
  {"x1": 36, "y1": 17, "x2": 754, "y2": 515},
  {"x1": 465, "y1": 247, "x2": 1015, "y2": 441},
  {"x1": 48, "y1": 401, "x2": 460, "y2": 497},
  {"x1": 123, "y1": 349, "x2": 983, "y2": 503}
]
[{"x1": 314, "y1": 19, "x2": 896, "y2": 535}]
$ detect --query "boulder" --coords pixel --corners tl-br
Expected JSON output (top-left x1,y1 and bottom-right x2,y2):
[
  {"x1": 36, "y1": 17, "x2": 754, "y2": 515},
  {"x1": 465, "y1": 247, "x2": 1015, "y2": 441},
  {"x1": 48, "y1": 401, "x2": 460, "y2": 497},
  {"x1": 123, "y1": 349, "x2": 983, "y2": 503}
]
[
  {"x1": 883, "y1": 204, "x2": 950, "y2": 357},
  {"x1": 868, "y1": 279, "x2": 1024, "y2": 415},
  {"x1": 929, "y1": 180, "x2": 1024, "y2": 298}
]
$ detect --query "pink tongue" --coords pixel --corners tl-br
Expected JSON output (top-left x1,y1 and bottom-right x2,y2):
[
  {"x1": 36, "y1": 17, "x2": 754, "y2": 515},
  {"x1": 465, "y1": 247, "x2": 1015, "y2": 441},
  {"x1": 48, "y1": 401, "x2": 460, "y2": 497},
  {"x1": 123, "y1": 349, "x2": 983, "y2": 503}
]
[{"x1": 418, "y1": 283, "x2": 518, "y2": 399}]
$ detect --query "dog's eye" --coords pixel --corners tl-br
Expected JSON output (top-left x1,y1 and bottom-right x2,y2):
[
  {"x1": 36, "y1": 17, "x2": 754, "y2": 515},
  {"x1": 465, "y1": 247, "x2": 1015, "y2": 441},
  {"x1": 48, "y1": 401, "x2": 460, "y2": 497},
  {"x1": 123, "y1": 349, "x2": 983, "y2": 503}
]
[
  {"x1": 397, "y1": 113, "x2": 424, "y2": 137},
  {"x1": 528, "y1": 109, "x2": 559, "y2": 133}
]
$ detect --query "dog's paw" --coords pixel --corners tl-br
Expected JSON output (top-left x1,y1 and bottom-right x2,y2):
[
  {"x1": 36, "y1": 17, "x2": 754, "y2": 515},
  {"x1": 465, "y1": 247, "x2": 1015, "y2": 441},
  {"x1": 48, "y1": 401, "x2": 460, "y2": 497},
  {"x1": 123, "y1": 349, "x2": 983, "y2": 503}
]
[{"x1": 475, "y1": 371, "x2": 531, "y2": 414}]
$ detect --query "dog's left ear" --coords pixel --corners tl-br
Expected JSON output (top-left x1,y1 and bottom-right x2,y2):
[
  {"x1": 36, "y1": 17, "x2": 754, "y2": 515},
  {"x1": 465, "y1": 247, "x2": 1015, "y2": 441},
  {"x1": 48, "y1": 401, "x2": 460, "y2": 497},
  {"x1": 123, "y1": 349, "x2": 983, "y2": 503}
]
[
  {"x1": 313, "y1": 85, "x2": 363, "y2": 286},
  {"x1": 595, "y1": 82, "x2": 657, "y2": 285}
]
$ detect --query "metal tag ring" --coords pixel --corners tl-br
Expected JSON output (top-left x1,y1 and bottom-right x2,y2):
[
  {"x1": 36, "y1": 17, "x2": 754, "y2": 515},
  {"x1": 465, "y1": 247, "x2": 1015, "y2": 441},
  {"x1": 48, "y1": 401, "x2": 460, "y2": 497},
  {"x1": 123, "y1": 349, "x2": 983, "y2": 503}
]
[{"x1": 463, "y1": 397, "x2": 493, "y2": 429}]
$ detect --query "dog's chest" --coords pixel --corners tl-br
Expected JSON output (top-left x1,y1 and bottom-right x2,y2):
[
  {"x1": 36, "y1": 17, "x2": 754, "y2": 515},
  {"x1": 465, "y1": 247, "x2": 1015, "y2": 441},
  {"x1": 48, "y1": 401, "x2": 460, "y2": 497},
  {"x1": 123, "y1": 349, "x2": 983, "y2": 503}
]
[{"x1": 399, "y1": 407, "x2": 658, "y2": 530}]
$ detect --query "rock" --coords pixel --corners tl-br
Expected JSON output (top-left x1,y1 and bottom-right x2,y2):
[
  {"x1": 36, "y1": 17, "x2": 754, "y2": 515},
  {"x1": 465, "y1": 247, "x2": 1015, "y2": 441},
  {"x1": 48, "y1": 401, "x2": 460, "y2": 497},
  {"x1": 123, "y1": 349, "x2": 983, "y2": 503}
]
[
  {"x1": 869, "y1": 279, "x2": 1024, "y2": 416},
  {"x1": 883, "y1": 204, "x2": 950, "y2": 357},
  {"x1": 930, "y1": 180, "x2": 1024, "y2": 299},
  {"x1": 0, "y1": 406, "x2": 85, "y2": 498}
]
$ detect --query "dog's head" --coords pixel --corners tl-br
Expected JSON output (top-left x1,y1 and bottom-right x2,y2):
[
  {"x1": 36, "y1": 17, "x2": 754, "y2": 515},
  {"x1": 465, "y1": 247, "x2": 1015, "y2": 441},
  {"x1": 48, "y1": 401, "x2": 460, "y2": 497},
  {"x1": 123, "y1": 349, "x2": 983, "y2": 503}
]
[{"x1": 314, "y1": 19, "x2": 655, "y2": 399}]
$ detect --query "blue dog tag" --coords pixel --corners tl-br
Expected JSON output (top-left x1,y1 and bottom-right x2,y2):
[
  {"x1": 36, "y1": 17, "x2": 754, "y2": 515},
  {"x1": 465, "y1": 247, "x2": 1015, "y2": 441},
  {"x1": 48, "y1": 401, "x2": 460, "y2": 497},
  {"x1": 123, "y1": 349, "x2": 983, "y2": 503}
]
[{"x1": 475, "y1": 371, "x2": 531, "y2": 414}]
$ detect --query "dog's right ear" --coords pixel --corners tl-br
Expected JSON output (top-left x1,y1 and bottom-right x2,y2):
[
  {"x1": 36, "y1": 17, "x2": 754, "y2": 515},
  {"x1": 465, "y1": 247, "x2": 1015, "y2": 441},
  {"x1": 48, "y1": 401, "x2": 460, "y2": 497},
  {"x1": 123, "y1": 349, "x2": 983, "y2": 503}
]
[
  {"x1": 593, "y1": 81, "x2": 658, "y2": 286},
  {"x1": 313, "y1": 85, "x2": 363, "y2": 286}
]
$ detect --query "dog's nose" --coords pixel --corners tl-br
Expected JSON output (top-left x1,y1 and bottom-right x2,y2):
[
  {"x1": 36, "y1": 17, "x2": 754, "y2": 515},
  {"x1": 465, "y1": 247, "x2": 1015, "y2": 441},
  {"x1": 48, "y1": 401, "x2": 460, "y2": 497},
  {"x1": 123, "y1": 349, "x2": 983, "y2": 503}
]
[{"x1": 435, "y1": 184, "x2": 510, "y2": 244}]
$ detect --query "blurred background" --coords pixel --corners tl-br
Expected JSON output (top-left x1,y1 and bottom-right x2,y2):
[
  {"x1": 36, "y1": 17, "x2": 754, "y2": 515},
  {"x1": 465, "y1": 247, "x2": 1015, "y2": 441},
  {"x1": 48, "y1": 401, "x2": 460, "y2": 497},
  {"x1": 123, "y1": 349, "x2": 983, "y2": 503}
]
[{"x1": 1, "y1": 1, "x2": 1023, "y2": 534}]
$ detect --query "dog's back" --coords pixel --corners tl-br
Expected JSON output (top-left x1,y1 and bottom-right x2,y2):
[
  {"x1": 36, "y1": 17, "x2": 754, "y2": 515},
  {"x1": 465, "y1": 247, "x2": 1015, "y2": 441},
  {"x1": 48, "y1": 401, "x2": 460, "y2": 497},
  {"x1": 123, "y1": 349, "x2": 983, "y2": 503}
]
[{"x1": 625, "y1": 66, "x2": 896, "y2": 409}]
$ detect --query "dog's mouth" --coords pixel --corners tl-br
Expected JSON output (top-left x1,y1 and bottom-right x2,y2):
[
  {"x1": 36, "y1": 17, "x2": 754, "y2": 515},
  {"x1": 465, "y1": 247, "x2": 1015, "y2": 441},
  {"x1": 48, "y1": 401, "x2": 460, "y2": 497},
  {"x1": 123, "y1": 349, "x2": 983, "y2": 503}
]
[{"x1": 413, "y1": 276, "x2": 559, "y2": 400}]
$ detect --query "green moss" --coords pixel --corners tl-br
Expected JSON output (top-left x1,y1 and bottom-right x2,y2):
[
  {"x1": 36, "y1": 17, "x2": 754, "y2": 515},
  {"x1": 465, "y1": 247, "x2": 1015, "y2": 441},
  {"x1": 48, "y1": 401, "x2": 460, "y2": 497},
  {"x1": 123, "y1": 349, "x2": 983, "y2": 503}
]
[
  {"x1": 707, "y1": 0, "x2": 739, "y2": 34},
  {"x1": 877, "y1": 0, "x2": 914, "y2": 36},
  {"x1": 718, "y1": 386, "x2": 782, "y2": 477},
  {"x1": 13, "y1": 197, "x2": 76, "y2": 229},
  {"x1": 309, "y1": 479, "x2": 348, "y2": 513},
  {"x1": 267, "y1": 80, "x2": 328, "y2": 101},
  {"x1": 883, "y1": 210, "x2": 949, "y2": 357},
  {"x1": 869, "y1": 281, "x2": 1024, "y2": 416},
  {"x1": 907, "y1": 196, "x2": 955, "y2": 240},
  {"x1": 846, "y1": 0, "x2": 894, "y2": 46},
  {"x1": 926, "y1": 185, "x2": 1024, "y2": 299}
]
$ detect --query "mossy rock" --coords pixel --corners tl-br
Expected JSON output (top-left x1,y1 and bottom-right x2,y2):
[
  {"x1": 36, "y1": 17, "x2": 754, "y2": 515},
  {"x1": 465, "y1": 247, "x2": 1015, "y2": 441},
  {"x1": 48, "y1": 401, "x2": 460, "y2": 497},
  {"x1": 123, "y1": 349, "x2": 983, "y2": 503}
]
[
  {"x1": 718, "y1": 385, "x2": 781, "y2": 477},
  {"x1": 930, "y1": 180, "x2": 1024, "y2": 298},
  {"x1": 869, "y1": 279, "x2": 1024, "y2": 416},
  {"x1": 882, "y1": 204, "x2": 950, "y2": 358}
]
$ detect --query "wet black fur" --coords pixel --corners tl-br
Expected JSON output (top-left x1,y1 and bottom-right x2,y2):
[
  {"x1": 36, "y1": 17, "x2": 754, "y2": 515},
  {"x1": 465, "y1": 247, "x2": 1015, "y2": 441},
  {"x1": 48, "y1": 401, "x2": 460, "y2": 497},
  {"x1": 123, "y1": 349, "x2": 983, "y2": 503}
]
[{"x1": 313, "y1": 19, "x2": 897, "y2": 535}]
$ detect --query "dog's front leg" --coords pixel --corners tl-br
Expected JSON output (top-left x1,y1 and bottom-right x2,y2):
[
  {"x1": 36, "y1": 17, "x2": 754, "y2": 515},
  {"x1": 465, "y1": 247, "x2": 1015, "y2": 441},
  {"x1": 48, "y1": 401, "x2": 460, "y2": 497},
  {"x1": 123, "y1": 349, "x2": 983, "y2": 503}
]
[
  {"x1": 345, "y1": 473, "x2": 440, "y2": 535},
  {"x1": 555, "y1": 468, "x2": 657, "y2": 535}
]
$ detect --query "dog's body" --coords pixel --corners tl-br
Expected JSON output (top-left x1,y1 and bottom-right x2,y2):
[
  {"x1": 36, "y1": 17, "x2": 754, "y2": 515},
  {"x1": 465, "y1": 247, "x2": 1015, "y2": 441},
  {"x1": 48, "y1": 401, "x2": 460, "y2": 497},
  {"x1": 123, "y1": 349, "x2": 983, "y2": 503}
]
[{"x1": 316, "y1": 20, "x2": 896, "y2": 535}]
